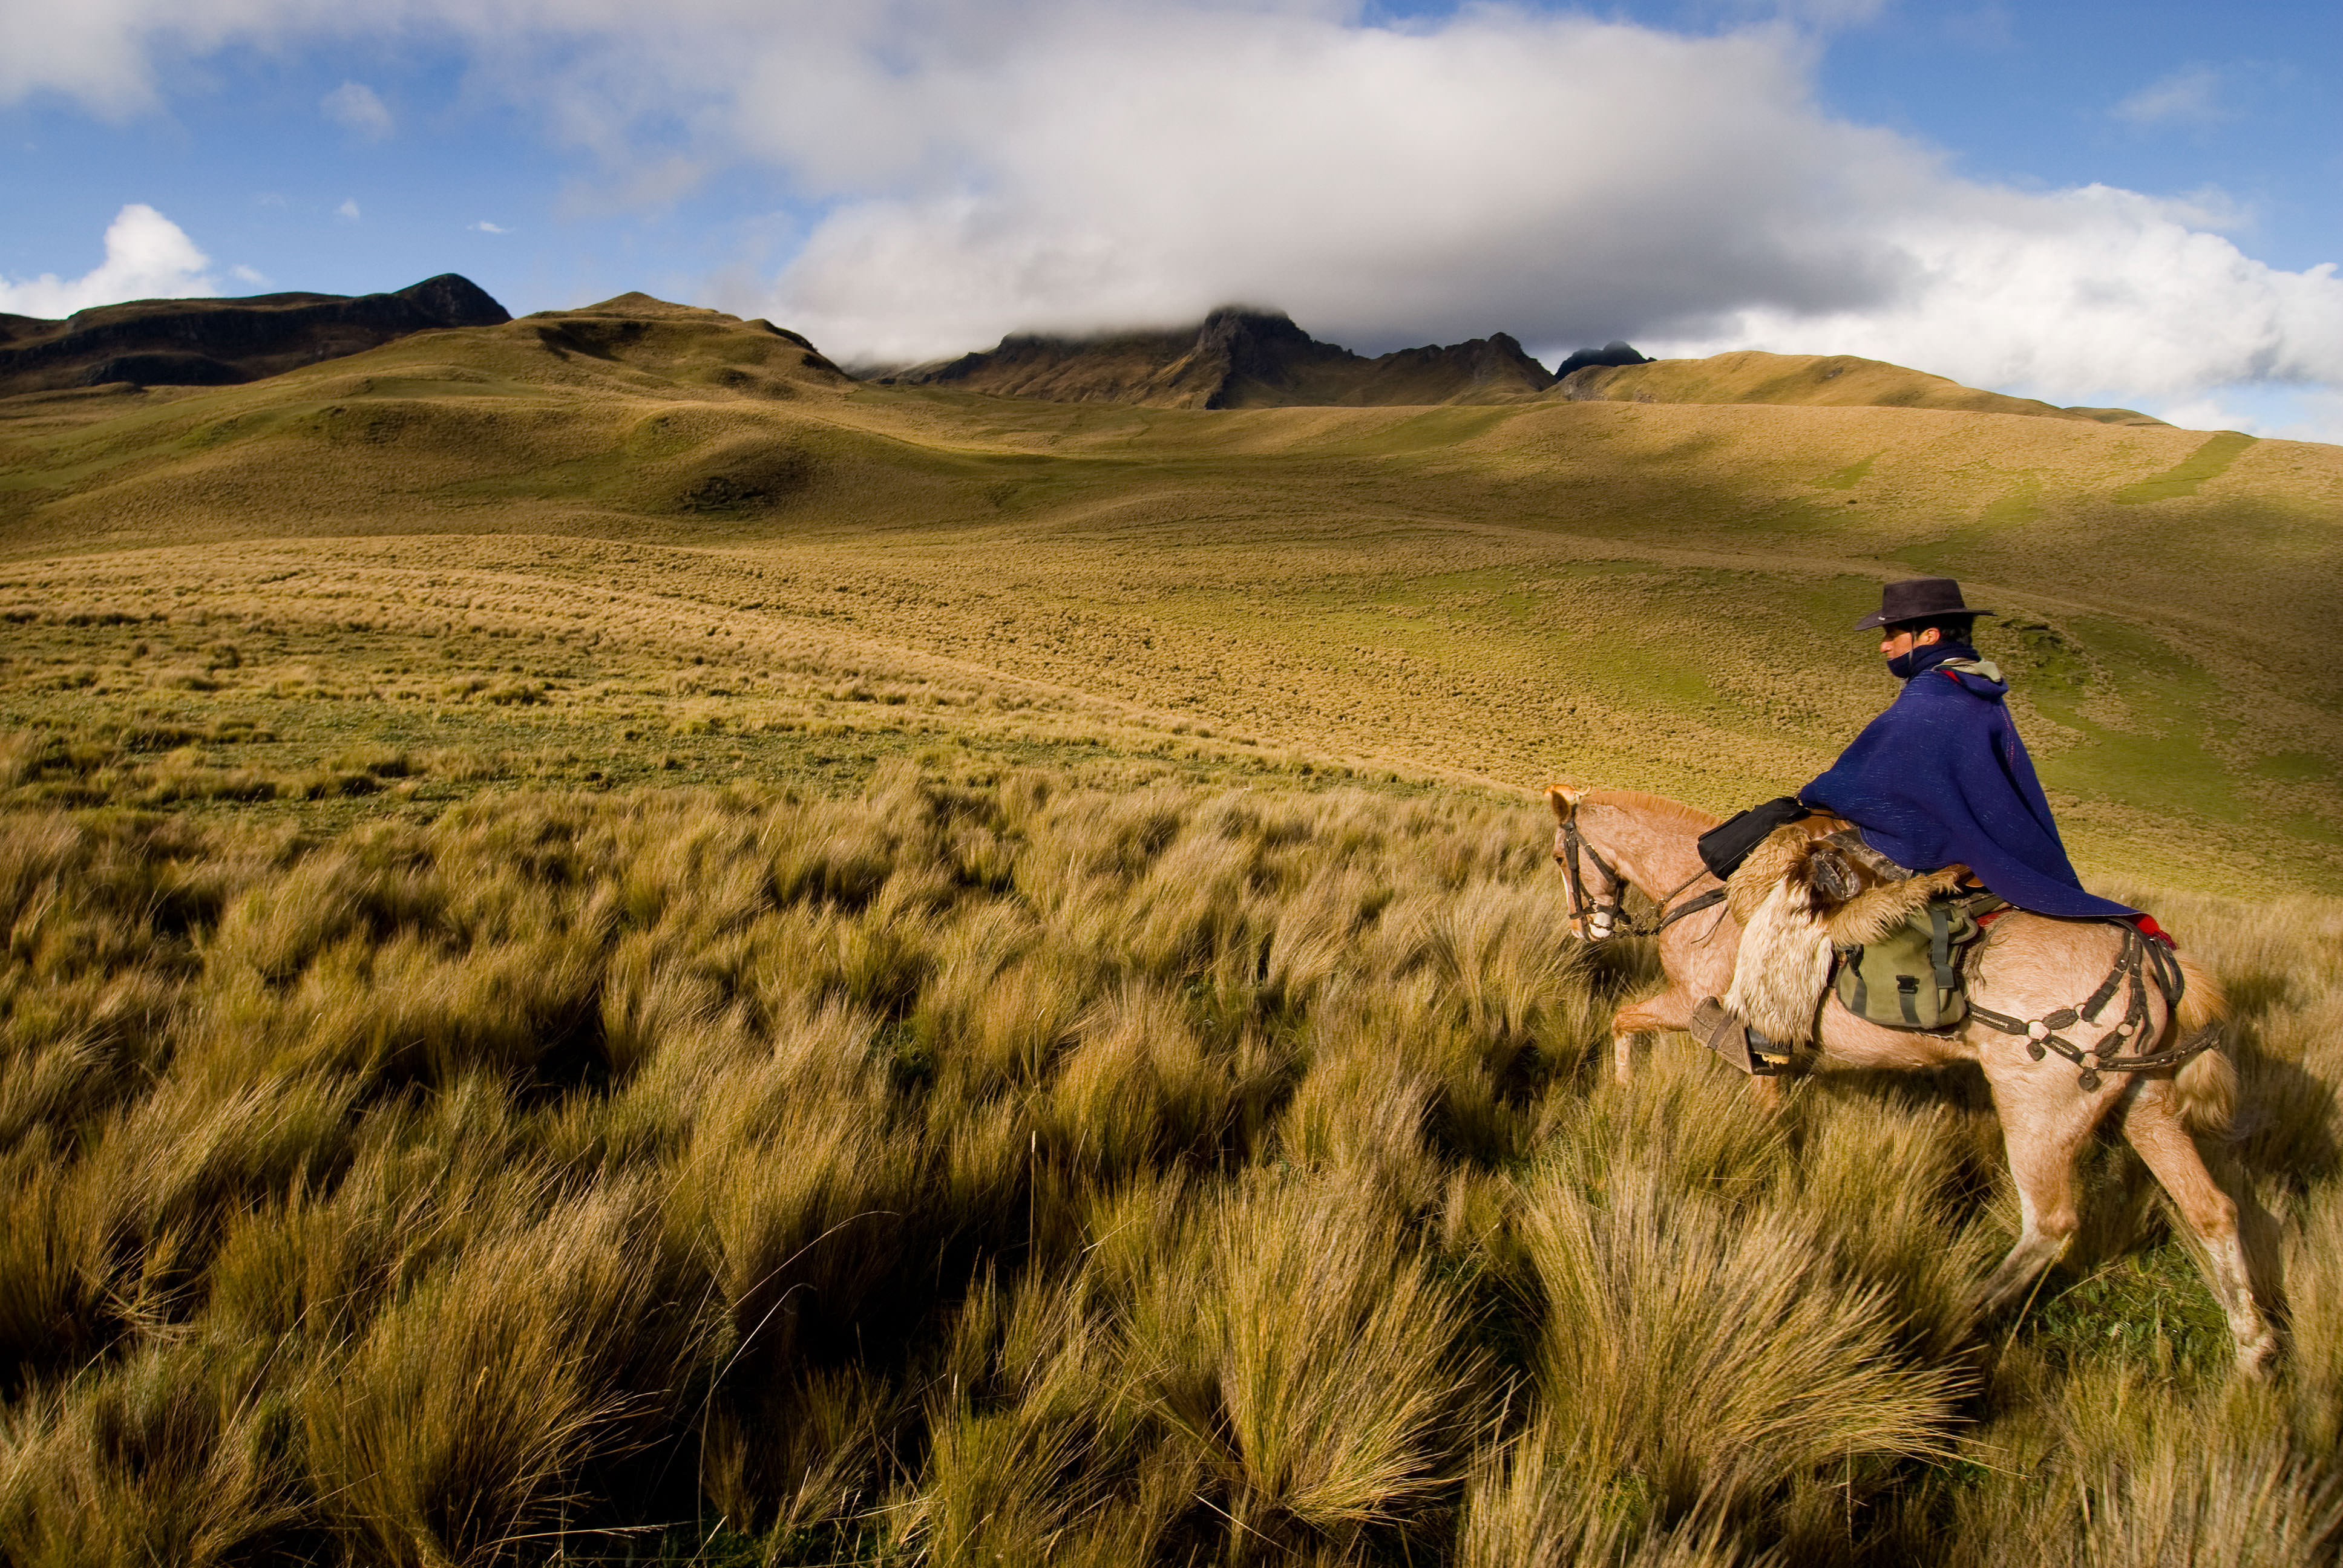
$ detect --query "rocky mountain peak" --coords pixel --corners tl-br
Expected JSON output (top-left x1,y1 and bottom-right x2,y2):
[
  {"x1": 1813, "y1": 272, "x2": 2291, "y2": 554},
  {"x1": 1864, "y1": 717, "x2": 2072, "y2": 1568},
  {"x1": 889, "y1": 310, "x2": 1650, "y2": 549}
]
[
  {"x1": 874, "y1": 309, "x2": 1555, "y2": 409},
  {"x1": 1553, "y1": 339, "x2": 1652, "y2": 379},
  {"x1": 0, "y1": 275, "x2": 513, "y2": 397}
]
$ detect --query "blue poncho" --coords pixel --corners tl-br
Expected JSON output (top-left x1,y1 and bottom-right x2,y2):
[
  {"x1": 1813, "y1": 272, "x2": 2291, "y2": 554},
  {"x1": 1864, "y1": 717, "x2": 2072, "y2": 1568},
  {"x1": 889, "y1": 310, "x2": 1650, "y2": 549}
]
[{"x1": 1800, "y1": 642, "x2": 2136, "y2": 920}]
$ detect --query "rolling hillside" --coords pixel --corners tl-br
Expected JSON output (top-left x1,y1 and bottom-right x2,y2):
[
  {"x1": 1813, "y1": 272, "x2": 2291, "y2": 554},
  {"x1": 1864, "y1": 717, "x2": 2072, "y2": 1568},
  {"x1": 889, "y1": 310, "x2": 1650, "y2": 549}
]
[
  {"x1": 2, "y1": 293, "x2": 2339, "y2": 890},
  {"x1": 1554, "y1": 348, "x2": 2168, "y2": 426}
]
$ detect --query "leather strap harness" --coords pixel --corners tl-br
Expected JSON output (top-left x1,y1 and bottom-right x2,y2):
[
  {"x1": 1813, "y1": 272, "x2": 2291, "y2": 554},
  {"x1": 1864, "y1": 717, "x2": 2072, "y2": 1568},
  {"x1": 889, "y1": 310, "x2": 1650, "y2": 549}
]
[{"x1": 1964, "y1": 920, "x2": 2217, "y2": 1090}]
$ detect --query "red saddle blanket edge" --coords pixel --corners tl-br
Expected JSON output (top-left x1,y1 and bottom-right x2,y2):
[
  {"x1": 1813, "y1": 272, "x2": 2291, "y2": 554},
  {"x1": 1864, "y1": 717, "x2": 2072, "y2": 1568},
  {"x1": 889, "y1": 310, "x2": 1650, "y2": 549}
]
[{"x1": 1973, "y1": 906, "x2": 2175, "y2": 949}]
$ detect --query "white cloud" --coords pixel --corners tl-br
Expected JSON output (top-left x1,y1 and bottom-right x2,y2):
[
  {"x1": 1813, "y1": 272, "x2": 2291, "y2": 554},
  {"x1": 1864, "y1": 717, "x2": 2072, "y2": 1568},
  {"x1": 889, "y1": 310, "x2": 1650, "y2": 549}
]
[
  {"x1": 2114, "y1": 66, "x2": 2230, "y2": 128},
  {"x1": 1643, "y1": 184, "x2": 2343, "y2": 403},
  {"x1": 230, "y1": 263, "x2": 270, "y2": 285},
  {"x1": 336, "y1": 197, "x2": 361, "y2": 220},
  {"x1": 321, "y1": 79, "x2": 393, "y2": 139},
  {"x1": 755, "y1": 11, "x2": 1950, "y2": 362},
  {"x1": 739, "y1": 7, "x2": 2343, "y2": 402},
  {"x1": 0, "y1": 203, "x2": 215, "y2": 316},
  {"x1": 1715, "y1": 0, "x2": 1889, "y2": 27},
  {"x1": 471, "y1": 220, "x2": 510, "y2": 233},
  {"x1": 4, "y1": 0, "x2": 2339, "y2": 428},
  {"x1": 0, "y1": 0, "x2": 314, "y2": 114}
]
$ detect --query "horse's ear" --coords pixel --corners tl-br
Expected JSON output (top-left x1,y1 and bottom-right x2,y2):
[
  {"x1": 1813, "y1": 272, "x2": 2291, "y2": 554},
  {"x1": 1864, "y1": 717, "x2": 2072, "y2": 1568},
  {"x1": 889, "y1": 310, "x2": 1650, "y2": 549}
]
[{"x1": 1547, "y1": 785, "x2": 1578, "y2": 823}]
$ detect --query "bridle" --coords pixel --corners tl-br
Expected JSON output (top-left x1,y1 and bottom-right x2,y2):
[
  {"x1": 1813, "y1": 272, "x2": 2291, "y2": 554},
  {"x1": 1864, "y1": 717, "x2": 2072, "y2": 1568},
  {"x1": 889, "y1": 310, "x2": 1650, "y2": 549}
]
[{"x1": 1555, "y1": 811, "x2": 1728, "y2": 942}]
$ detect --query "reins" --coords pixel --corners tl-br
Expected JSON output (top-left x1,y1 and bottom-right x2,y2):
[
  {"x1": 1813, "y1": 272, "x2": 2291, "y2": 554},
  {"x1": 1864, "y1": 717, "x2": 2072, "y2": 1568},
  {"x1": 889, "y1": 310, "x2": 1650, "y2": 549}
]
[
  {"x1": 1965, "y1": 920, "x2": 2216, "y2": 1090},
  {"x1": 1558, "y1": 817, "x2": 1726, "y2": 941}
]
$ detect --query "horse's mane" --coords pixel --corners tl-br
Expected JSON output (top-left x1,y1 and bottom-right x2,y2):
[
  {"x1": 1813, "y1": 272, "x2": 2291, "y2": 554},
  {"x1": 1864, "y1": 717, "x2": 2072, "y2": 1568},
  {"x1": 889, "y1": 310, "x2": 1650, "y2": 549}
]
[{"x1": 1582, "y1": 788, "x2": 1723, "y2": 834}]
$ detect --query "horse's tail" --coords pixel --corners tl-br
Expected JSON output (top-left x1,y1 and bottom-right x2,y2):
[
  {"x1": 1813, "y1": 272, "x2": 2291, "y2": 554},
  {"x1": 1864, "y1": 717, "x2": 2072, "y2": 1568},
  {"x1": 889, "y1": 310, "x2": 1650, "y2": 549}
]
[{"x1": 2168, "y1": 952, "x2": 2235, "y2": 1138}]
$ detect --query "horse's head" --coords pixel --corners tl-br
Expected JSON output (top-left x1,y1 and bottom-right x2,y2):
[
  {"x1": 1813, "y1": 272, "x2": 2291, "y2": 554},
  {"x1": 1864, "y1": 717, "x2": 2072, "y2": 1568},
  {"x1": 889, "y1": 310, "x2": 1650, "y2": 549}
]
[{"x1": 1547, "y1": 785, "x2": 1625, "y2": 942}]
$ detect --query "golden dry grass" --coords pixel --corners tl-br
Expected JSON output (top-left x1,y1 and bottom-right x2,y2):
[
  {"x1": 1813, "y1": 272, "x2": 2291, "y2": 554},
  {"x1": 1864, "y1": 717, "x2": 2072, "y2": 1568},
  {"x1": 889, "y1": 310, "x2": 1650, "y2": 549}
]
[{"x1": 0, "y1": 758, "x2": 2336, "y2": 1566}]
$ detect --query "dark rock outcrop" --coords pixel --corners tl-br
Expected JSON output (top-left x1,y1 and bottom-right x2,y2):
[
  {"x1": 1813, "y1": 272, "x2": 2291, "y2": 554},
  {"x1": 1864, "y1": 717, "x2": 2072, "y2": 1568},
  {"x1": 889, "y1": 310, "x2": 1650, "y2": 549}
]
[
  {"x1": 874, "y1": 308, "x2": 1556, "y2": 408},
  {"x1": 1552, "y1": 340, "x2": 1651, "y2": 379},
  {"x1": 0, "y1": 275, "x2": 512, "y2": 397}
]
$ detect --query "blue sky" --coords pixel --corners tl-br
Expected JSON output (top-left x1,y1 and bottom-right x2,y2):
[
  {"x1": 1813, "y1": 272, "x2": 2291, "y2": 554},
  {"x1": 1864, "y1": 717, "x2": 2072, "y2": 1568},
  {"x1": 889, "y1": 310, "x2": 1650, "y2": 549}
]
[{"x1": 3, "y1": 1, "x2": 2338, "y2": 437}]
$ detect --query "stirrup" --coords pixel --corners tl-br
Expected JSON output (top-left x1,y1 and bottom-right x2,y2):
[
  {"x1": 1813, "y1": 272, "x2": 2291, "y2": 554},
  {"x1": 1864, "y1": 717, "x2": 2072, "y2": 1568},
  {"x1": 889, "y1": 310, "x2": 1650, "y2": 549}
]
[{"x1": 1691, "y1": 998, "x2": 1791, "y2": 1077}]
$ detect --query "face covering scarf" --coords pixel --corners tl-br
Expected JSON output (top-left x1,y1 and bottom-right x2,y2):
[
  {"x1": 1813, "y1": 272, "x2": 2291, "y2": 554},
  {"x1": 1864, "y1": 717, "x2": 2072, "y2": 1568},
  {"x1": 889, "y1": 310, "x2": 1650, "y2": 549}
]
[{"x1": 1886, "y1": 638, "x2": 1976, "y2": 681}]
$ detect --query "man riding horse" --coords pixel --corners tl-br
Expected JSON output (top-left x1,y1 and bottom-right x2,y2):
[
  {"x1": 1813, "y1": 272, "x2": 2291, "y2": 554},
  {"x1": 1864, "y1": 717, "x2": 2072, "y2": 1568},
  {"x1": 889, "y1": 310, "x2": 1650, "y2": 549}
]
[
  {"x1": 1545, "y1": 583, "x2": 2276, "y2": 1371},
  {"x1": 1691, "y1": 576, "x2": 2152, "y2": 1064}
]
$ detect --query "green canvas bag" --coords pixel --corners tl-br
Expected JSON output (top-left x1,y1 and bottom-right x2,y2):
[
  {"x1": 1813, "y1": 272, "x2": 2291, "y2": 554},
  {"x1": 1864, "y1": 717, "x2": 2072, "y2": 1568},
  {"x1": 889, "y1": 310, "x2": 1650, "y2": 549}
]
[{"x1": 1833, "y1": 891, "x2": 2004, "y2": 1033}]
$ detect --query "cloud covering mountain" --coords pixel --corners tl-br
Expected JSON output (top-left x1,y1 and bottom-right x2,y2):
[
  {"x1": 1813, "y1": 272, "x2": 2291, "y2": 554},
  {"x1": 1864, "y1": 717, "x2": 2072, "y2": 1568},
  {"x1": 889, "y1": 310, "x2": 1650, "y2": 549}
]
[{"x1": 4, "y1": 0, "x2": 2338, "y2": 428}]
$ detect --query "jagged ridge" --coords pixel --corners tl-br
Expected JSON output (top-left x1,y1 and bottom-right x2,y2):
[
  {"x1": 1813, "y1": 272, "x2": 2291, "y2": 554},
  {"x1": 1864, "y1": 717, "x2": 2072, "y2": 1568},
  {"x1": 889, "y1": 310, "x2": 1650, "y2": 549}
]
[
  {"x1": 0, "y1": 275, "x2": 513, "y2": 397},
  {"x1": 872, "y1": 307, "x2": 1556, "y2": 409}
]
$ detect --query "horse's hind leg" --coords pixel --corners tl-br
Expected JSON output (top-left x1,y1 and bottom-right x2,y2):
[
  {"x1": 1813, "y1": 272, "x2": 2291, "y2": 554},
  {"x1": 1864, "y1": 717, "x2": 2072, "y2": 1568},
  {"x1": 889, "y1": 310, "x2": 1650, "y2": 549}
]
[
  {"x1": 1971, "y1": 1068, "x2": 2107, "y2": 1321},
  {"x1": 1972, "y1": 1143, "x2": 2081, "y2": 1319},
  {"x1": 2120, "y1": 1083, "x2": 2280, "y2": 1375}
]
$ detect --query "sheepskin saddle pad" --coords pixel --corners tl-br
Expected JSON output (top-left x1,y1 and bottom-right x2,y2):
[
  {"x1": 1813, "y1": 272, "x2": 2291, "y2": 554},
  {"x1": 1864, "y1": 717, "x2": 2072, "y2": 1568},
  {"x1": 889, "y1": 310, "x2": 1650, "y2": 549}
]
[{"x1": 1720, "y1": 826, "x2": 1969, "y2": 1047}]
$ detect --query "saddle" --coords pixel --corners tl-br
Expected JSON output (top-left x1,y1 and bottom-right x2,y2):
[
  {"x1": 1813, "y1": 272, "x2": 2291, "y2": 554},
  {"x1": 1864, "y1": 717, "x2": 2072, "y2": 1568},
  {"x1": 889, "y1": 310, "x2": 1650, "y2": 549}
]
[
  {"x1": 1714, "y1": 823, "x2": 1991, "y2": 1055},
  {"x1": 1695, "y1": 823, "x2": 2206, "y2": 1089}
]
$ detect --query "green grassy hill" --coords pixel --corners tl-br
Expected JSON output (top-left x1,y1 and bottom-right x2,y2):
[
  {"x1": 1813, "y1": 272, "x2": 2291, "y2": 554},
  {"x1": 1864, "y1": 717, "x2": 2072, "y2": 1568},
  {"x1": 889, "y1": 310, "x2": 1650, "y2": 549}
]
[
  {"x1": 3, "y1": 294, "x2": 2337, "y2": 891},
  {"x1": 1554, "y1": 348, "x2": 2168, "y2": 426}
]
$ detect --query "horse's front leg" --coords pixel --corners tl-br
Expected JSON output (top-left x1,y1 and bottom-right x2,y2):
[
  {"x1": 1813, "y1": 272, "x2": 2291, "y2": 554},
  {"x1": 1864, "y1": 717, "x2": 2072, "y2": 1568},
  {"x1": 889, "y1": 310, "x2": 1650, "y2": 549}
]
[
  {"x1": 1608, "y1": 999, "x2": 1662, "y2": 1085},
  {"x1": 1616, "y1": 990, "x2": 1789, "y2": 1105},
  {"x1": 1609, "y1": 1028, "x2": 1642, "y2": 1085},
  {"x1": 1611, "y1": 995, "x2": 1686, "y2": 1079}
]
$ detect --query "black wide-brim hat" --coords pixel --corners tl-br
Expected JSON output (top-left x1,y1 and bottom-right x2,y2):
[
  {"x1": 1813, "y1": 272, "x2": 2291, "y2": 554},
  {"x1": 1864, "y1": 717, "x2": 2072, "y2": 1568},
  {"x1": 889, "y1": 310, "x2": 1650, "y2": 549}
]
[{"x1": 1855, "y1": 577, "x2": 1996, "y2": 631}]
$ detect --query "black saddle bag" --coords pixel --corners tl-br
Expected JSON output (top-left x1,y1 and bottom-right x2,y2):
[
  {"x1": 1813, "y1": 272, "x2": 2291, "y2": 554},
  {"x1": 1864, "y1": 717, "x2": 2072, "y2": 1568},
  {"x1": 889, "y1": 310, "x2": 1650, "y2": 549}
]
[{"x1": 1697, "y1": 796, "x2": 1810, "y2": 880}]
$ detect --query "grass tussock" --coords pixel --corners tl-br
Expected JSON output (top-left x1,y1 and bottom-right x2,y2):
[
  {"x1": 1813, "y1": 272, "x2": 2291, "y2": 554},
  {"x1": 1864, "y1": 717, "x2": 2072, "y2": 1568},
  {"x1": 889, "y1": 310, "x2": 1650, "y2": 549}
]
[{"x1": 0, "y1": 761, "x2": 2336, "y2": 1564}]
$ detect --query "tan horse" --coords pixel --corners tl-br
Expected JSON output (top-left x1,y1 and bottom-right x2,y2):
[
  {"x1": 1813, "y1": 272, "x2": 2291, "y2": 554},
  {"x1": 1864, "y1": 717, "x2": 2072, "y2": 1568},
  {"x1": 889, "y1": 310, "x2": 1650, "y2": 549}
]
[{"x1": 1548, "y1": 785, "x2": 2279, "y2": 1374}]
